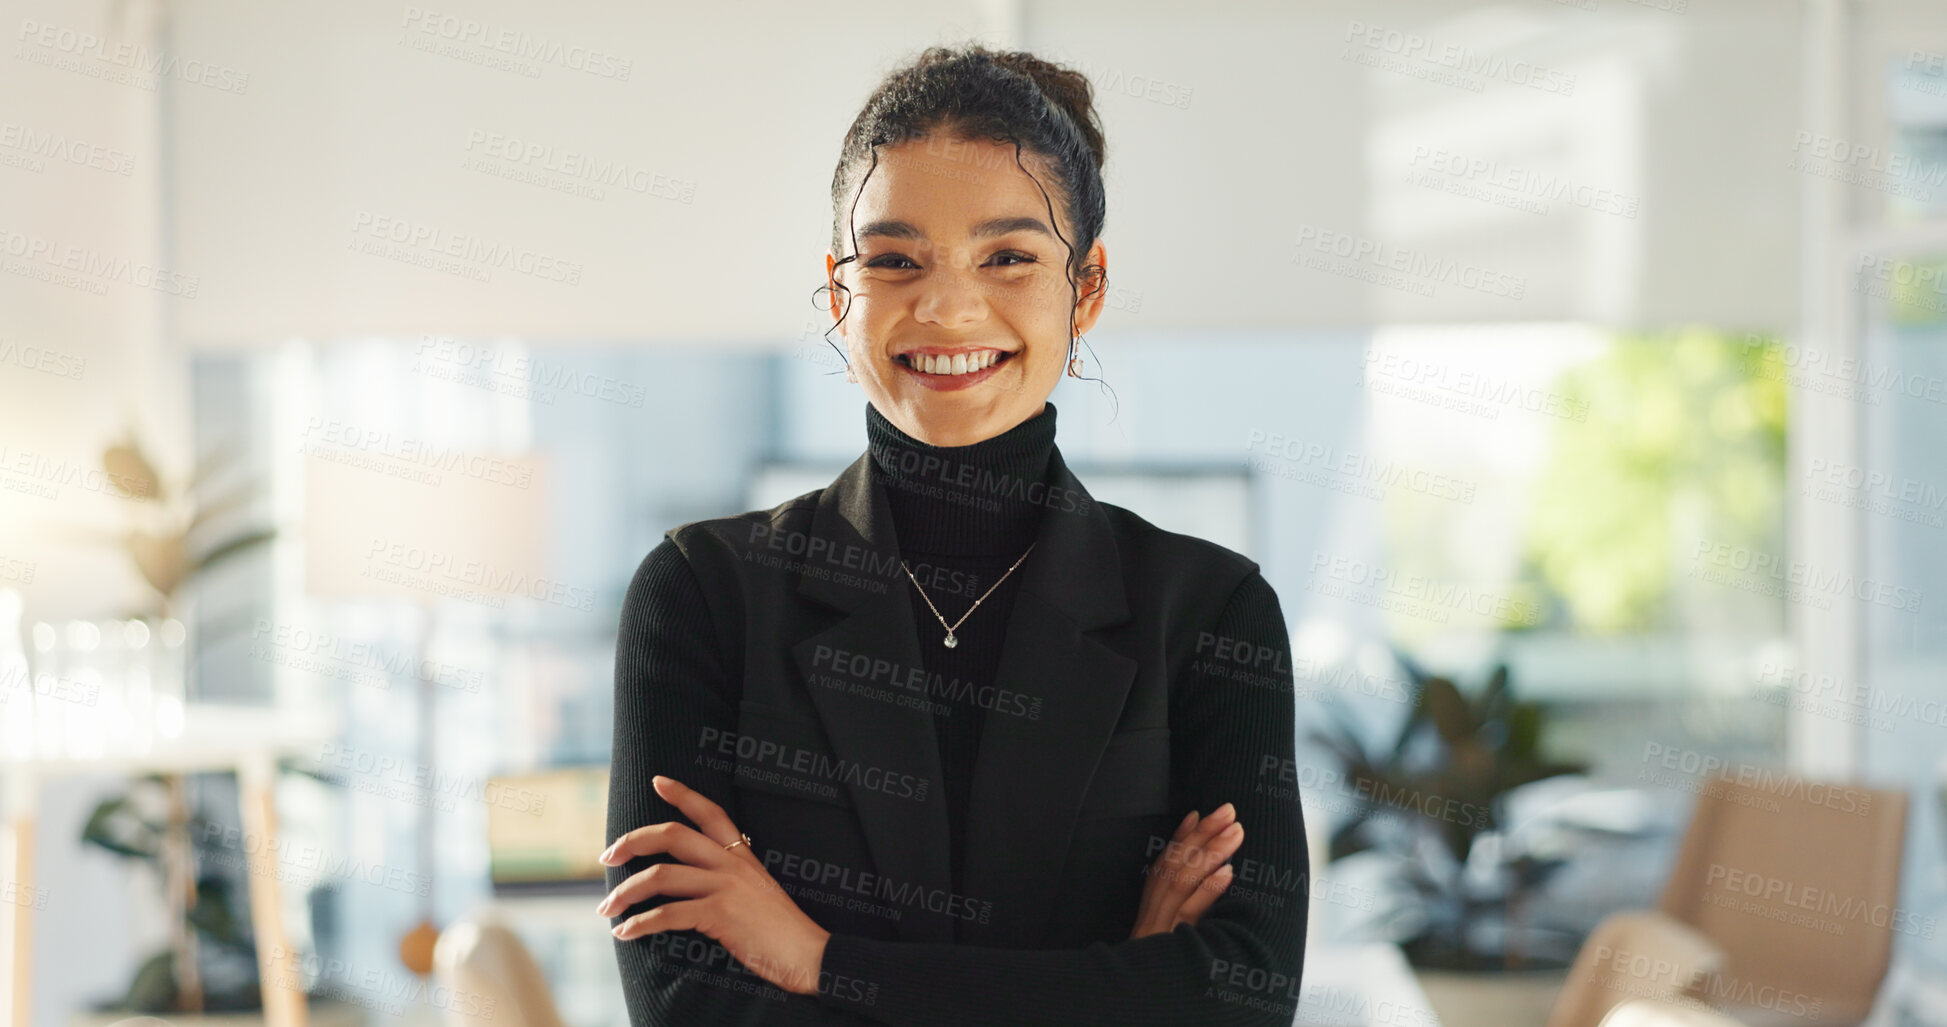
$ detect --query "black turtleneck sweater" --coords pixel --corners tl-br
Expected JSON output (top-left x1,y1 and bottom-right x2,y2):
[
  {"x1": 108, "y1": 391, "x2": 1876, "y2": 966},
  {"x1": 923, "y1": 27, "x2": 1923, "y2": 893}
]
[
  {"x1": 864, "y1": 400, "x2": 1054, "y2": 905},
  {"x1": 607, "y1": 401, "x2": 1307, "y2": 1026}
]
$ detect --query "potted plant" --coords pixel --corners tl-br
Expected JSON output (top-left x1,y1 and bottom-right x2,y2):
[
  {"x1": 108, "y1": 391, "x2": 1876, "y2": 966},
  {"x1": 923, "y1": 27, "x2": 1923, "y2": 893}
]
[
  {"x1": 1310, "y1": 648, "x2": 1587, "y2": 972},
  {"x1": 68, "y1": 432, "x2": 276, "y2": 1018}
]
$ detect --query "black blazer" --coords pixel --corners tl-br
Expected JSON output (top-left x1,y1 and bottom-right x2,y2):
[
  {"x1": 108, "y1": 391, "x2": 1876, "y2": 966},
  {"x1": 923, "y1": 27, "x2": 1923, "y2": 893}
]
[{"x1": 622, "y1": 443, "x2": 1309, "y2": 1024}]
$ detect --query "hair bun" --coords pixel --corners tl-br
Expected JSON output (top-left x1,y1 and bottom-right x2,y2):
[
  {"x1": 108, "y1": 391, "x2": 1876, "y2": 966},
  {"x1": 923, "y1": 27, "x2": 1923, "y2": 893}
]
[{"x1": 987, "y1": 51, "x2": 1106, "y2": 172}]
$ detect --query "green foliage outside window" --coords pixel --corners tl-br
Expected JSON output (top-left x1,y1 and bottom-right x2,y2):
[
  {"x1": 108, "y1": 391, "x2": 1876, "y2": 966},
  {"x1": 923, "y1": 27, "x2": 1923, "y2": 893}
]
[{"x1": 1521, "y1": 328, "x2": 1788, "y2": 633}]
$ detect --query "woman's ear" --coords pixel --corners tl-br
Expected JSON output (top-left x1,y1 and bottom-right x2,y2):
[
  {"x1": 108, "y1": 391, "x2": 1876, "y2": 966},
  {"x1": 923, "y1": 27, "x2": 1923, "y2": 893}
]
[
  {"x1": 824, "y1": 252, "x2": 846, "y2": 336},
  {"x1": 1071, "y1": 237, "x2": 1110, "y2": 337}
]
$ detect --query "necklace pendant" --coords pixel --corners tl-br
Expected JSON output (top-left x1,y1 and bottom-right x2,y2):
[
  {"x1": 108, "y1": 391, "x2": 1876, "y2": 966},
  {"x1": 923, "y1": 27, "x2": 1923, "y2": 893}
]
[{"x1": 943, "y1": 633, "x2": 958, "y2": 648}]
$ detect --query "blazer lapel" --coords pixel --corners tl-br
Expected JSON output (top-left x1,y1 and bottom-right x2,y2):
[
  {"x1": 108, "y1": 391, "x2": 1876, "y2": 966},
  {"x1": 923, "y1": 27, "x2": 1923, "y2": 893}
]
[
  {"x1": 787, "y1": 445, "x2": 1136, "y2": 948},
  {"x1": 790, "y1": 451, "x2": 958, "y2": 944},
  {"x1": 958, "y1": 448, "x2": 1136, "y2": 946}
]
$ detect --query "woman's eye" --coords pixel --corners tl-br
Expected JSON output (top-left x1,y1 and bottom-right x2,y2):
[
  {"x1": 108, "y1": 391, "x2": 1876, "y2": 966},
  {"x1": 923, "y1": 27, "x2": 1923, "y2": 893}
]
[
  {"x1": 866, "y1": 255, "x2": 918, "y2": 270},
  {"x1": 990, "y1": 251, "x2": 1037, "y2": 266}
]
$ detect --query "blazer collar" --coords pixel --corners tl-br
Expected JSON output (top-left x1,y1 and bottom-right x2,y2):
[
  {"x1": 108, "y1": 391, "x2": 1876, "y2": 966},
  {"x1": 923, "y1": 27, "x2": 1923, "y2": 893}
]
[{"x1": 789, "y1": 445, "x2": 1137, "y2": 945}]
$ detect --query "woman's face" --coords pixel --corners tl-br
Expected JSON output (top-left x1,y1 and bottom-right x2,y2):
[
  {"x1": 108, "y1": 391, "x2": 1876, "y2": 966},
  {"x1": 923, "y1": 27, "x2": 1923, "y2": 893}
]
[{"x1": 825, "y1": 133, "x2": 1107, "y2": 447}]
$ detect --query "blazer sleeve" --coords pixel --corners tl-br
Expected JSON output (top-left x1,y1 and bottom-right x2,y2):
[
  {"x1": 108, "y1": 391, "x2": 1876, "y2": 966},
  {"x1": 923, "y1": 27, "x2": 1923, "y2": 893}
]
[
  {"x1": 606, "y1": 537, "x2": 887, "y2": 1026},
  {"x1": 811, "y1": 570, "x2": 1310, "y2": 1027}
]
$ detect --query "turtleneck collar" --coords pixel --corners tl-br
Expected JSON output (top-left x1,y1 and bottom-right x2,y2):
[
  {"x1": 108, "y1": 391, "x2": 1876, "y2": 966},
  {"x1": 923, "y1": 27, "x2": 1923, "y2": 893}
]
[{"x1": 865, "y1": 401, "x2": 1059, "y2": 557}]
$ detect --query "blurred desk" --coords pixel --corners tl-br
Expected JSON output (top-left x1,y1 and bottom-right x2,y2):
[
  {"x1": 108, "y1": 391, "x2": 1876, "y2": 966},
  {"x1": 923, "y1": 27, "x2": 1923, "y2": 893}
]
[
  {"x1": 2, "y1": 703, "x2": 338, "y2": 1027},
  {"x1": 1415, "y1": 966, "x2": 1569, "y2": 1027}
]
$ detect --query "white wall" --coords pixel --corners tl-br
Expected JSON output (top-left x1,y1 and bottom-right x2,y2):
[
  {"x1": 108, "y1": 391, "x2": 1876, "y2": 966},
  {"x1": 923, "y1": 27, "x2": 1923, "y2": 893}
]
[{"x1": 150, "y1": 0, "x2": 1893, "y2": 348}]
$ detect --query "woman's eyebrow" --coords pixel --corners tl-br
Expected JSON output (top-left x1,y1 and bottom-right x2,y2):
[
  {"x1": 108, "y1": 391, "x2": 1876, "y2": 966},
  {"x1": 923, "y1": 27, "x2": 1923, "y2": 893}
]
[{"x1": 857, "y1": 216, "x2": 1054, "y2": 242}]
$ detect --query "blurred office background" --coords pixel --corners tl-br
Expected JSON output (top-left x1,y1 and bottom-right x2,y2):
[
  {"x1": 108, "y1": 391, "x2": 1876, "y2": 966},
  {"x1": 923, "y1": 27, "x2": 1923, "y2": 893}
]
[{"x1": 2, "y1": 0, "x2": 1945, "y2": 1024}]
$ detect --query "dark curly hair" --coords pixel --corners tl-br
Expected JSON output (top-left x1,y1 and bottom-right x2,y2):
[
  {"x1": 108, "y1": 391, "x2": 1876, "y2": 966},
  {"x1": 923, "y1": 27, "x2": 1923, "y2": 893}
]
[{"x1": 816, "y1": 43, "x2": 1112, "y2": 394}]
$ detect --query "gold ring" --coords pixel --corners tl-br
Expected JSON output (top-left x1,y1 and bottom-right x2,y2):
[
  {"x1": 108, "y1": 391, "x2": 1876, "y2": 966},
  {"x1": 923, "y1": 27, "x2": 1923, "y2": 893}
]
[{"x1": 724, "y1": 832, "x2": 752, "y2": 853}]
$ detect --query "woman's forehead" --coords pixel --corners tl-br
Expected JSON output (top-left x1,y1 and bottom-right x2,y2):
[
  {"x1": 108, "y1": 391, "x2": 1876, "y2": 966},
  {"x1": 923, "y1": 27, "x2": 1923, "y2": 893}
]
[{"x1": 852, "y1": 152, "x2": 1064, "y2": 240}]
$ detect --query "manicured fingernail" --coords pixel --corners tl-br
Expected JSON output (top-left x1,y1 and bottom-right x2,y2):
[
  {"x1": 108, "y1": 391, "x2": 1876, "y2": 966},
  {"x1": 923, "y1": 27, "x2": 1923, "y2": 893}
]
[
  {"x1": 611, "y1": 923, "x2": 628, "y2": 938},
  {"x1": 1178, "y1": 811, "x2": 1195, "y2": 831},
  {"x1": 1221, "y1": 823, "x2": 1243, "y2": 841},
  {"x1": 599, "y1": 845, "x2": 616, "y2": 865},
  {"x1": 596, "y1": 895, "x2": 615, "y2": 916},
  {"x1": 1217, "y1": 863, "x2": 1234, "y2": 878}
]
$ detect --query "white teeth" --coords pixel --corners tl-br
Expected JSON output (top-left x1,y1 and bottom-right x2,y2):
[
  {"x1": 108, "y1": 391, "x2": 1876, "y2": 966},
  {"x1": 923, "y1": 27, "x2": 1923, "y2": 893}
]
[{"x1": 910, "y1": 351, "x2": 1004, "y2": 375}]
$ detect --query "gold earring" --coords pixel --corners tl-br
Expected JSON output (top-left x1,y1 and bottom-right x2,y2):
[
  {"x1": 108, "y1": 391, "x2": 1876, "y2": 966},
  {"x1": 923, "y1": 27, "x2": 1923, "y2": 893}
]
[{"x1": 1067, "y1": 339, "x2": 1084, "y2": 378}]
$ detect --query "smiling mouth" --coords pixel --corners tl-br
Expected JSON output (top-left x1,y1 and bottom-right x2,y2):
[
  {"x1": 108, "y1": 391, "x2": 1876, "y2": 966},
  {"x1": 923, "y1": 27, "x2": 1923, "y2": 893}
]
[{"x1": 895, "y1": 350, "x2": 1017, "y2": 376}]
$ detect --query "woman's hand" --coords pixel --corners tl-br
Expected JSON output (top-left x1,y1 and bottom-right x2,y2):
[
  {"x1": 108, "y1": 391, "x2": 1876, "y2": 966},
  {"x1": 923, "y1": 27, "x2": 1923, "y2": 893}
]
[
  {"x1": 1128, "y1": 802, "x2": 1244, "y2": 940},
  {"x1": 597, "y1": 775, "x2": 831, "y2": 997}
]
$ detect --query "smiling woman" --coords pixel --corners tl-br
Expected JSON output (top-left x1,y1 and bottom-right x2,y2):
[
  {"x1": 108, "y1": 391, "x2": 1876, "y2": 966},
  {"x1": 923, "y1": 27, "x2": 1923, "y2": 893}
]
[{"x1": 602, "y1": 43, "x2": 1308, "y2": 1027}]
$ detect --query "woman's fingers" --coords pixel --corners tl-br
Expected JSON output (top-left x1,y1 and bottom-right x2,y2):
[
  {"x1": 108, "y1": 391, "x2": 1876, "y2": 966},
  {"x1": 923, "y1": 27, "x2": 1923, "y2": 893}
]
[
  {"x1": 1134, "y1": 809, "x2": 1204, "y2": 926},
  {"x1": 1130, "y1": 803, "x2": 1246, "y2": 939},
  {"x1": 648, "y1": 775, "x2": 758, "y2": 859},
  {"x1": 598, "y1": 861, "x2": 717, "y2": 918},
  {"x1": 599, "y1": 819, "x2": 733, "y2": 874},
  {"x1": 1172, "y1": 862, "x2": 1235, "y2": 927},
  {"x1": 1153, "y1": 819, "x2": 1243, "y2": 919}
]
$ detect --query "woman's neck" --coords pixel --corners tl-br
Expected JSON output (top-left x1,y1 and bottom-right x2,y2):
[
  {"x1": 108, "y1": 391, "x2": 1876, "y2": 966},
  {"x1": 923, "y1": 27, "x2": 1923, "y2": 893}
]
[{"x1": 864, "y1": 401, "x2": 1059, "y2": 557}]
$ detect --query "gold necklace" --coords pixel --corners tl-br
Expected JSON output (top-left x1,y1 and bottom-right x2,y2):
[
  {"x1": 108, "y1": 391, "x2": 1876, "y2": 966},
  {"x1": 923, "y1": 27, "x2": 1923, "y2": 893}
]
[{"x1": 900, "y1": 542, "x2": 1036, "y2": 648}]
